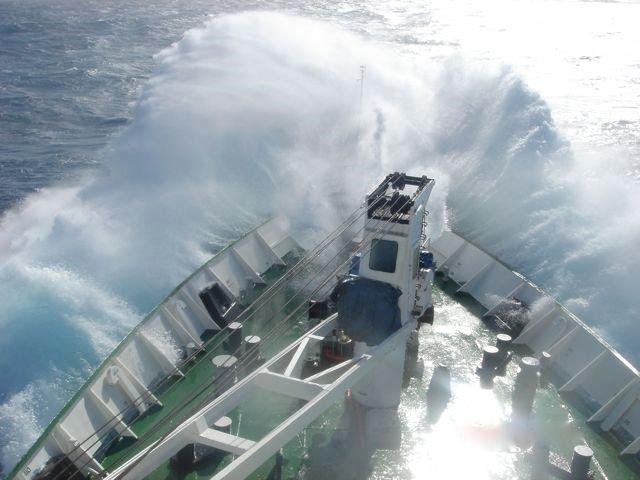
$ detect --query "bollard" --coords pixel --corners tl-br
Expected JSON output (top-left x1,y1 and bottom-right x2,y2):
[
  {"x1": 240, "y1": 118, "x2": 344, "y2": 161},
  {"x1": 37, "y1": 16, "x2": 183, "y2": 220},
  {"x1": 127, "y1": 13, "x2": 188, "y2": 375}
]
[
  {"x1": 512, "y1": 357, "x2": 540, "y2": 421},
  {"x1": 243, "y1": 335, "x2": 265, "y2": 371},
  {"x1": 539, "y1": 351, "x2": 552, "y2": 367},
  {"x1": 244, "y1": 335, "x2": 262, "y2": 360},
  {"x1": 496, "y1": 334, "x2": 512, "y2": 360},
  {"x1": 244, "y1": 335, "x2": 261, "y2": 354},
  {"x1": 530, "y1": 442, "x2": 594, "y2": 480},
  {"x1": 212, "y1": 354, "x2": 238, "y2": 394},
  {"x1": 478, "y1": 345, "x2": 501, "y2": 388},
  {"x1": 495, "y1": 333, "x2": 513, "y2": 376},
  {"x1": 227, "y1": 322, "x2": 243, "y2": 352},
  {"x1": 538, "y1": 351, "x2": 552, "y2": 387},
  {"x1": 186, "y1": 342, "x2": 198, "y2": 358},
  {"x1": 570, "y1": 445, "x2": 593, "y2": 480},
  {"x1": 481, "y1": 345, "x2": 501, "y2": 370}
]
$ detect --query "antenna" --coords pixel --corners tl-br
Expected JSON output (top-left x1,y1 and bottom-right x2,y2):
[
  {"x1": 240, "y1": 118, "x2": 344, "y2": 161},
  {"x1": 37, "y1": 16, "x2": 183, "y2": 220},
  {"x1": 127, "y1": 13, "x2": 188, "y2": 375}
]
[
  {"x1": 359, "y1": 65, "x2": 366, "y2": 107},
  {"x1": 357, "y1": 65, "x2": 366, "y2": 140}
]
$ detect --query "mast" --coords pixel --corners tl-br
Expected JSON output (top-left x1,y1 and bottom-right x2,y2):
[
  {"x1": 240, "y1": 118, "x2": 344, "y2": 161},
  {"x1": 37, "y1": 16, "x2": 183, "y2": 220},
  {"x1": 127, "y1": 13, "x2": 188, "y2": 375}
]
[
  {"x1": 335, "y1": 172, "x2": 435, "y2": 450},
  {"x1": 359, "y1": 65, "x2": 366, "y2": 108},
  {"x1": 103, "y1": 173, "x2": 436, "y2": 480}
]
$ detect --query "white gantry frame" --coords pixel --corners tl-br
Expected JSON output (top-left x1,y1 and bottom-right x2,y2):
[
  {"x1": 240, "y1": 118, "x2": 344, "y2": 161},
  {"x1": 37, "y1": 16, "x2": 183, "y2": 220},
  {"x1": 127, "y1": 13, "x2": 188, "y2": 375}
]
[{"x1": 105, "y1": 314, "x2": 413, "y2": 480}]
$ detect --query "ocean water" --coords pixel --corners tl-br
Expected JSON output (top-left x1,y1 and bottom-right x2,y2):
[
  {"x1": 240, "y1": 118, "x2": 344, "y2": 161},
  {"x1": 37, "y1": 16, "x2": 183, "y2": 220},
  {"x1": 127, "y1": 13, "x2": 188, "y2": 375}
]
[{"x1": 1, "y1": 0, "x2": 639, "y2": 475}]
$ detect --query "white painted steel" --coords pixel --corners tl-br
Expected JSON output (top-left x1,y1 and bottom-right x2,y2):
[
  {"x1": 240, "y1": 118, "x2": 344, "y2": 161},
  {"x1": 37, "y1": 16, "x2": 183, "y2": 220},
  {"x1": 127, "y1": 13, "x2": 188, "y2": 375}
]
[
  {"x1": 17, "y1": 189, "x2": 432, "y2": 479},
  {"x1": 430, "y1": 231, "x2": 640, "y2": 457},
  {"x1": 104, "y1": 315, "x2": 413, "y2": 480},
  {"x1": 352, "y1": 180, "x2": 434, "y2": 411},
  {"x1": 197, "y1": 429, "x2": 255, "y2": 456},
  {"x1": 13, "y1": 219, "x2": 299, "y2": 480},
  {"x1": 101, "y1": 178, "x2": 438, "y2": 478}
]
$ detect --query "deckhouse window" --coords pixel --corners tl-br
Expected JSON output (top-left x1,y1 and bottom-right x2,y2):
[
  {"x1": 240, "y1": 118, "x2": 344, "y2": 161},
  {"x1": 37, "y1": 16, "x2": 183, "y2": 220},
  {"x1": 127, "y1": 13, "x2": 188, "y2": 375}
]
[{"x1": 369, "y1": 239, "x2": 398, "y2": 273}]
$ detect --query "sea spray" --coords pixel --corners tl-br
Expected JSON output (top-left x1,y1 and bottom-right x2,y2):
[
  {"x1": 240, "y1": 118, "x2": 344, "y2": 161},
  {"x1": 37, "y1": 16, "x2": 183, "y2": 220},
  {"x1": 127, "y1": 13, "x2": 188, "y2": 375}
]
[{"x1": 1, "y1": 11, "x2": 639, "y2": 474}]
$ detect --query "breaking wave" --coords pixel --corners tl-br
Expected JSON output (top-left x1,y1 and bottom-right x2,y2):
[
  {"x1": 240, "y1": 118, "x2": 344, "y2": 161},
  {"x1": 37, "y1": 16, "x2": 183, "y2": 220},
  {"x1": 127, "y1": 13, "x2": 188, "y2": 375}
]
[{"x1": 1, "y1": 11, "x2": 638, "y2": 474}]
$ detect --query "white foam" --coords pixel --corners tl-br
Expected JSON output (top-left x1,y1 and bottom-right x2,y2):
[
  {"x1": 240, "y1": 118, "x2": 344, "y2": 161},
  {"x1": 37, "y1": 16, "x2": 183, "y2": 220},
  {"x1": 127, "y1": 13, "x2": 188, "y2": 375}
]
[
  {"x1": 0, "y1": 388, "x2": 39, "y2": 476},
  {"x1": 1, "y1": 10, "x2": 639, "y2": 474},
  {"x1": 0, "y1": 381, "x2": 69, "y2": 477}
]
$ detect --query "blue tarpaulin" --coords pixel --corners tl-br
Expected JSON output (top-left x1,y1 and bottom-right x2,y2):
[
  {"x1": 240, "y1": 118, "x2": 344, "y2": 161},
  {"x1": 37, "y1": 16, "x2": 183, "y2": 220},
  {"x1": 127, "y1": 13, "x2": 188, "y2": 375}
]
[{"x1": 335, "y1": 276, "x2": 402, "y2": 345}]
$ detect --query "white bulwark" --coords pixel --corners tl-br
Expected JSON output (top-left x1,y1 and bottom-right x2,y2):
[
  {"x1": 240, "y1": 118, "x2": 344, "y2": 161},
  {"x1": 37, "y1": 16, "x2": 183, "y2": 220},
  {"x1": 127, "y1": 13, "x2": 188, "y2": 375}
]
[
  {"x1": 430, "y1": 230, "x2": 640, "y2": 458},
  {"x1": 103, "y1": 172, "x2": 438, "y2": 480},
  {"x1": 16, "y1": 175, "x2": 640, "y2": 480},
  {"x1": 11, "y1": 219, "x2": 299, "y2": 480}
]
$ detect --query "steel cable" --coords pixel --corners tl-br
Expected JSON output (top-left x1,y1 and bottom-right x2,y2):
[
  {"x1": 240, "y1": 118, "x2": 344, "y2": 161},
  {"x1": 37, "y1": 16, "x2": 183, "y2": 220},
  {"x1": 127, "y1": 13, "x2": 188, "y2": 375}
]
[
  {"x1": 98, "y1": 193, "x2": 417, "y2": 480},
  {"x1": 35, "y1": 203, "x2": 372, "y2": 480}
]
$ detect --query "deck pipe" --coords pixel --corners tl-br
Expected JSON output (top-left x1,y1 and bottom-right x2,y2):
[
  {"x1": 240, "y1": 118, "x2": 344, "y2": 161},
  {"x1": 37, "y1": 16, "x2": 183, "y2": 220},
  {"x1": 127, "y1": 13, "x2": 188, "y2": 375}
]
[
  {"x1": 531, "y1": 443, "x2": 593, "y2": 480},
  {"x1": 477, "y1": 345, "x2": 500, "y2": 387},
  {"x1": 539, "y1": 351, "x2": 552, "y2": 388},
  {"x1": 512, "y1": 357, "x2": 540, "y2": 422},
  {"x1": 186, "y1": 341, "x2": 198, "y2": 357},
  {"x1": 212, "y1": 354, "x2": 238, "y2": 394},
  {"x1": 244, "y1": 335, "x2": 262, "y2": 361},
  {"x1": 570, "y1": 446, "x2": 593, "y2": 479},
  {"x1": 495, "y1": 333, "x2": 513, "y2": 376},
  {"x1": 242, "y1": 334, "x2": 266, "y2": 373},
  {"x1": 226, "y1": 322, "x2": 244, "y2": 352},
  {"x1": 496, "y1": 334, "x2": 512, "y2": 360},
  {"x1": 303, "y1": 355, "x2": 321, "y2": 377},
  {"x1": 481, "y1": 346, "x2": 501, "y2": 370}
]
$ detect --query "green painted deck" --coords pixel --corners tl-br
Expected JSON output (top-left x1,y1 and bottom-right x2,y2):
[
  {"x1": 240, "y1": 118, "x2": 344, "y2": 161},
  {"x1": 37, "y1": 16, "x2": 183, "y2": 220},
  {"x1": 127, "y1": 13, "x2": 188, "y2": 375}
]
[
  {"x1": 366, "y1": 278, "x2": 638, "y2": 480},
  {"x1": 99, "y1": 272, "x2": 639, "y2": 480},
  {"x1": 98, "y1": 254, "x2": 315, "y2": 477}
]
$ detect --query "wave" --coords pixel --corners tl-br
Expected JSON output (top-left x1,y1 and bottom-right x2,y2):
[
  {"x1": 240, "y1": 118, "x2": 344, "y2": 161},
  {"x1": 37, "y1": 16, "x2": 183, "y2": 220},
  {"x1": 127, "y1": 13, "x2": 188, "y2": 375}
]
[{"x1": 1, "y1": 11, "x2": 638, "y2": 474}]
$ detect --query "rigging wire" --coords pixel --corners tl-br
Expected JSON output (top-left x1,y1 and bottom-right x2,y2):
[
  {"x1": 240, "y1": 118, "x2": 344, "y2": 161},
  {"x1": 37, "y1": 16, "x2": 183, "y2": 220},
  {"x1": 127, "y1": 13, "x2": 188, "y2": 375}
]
[
  {"x1": 50, "y1": 189, "x2": 418, "y2": 480},
  {"x1": 98, "y1": 193, "x2": 418, "y2": 480},
  {"x1": 47, "y1": 195, "x2": 393, "y2": 480},
  {"x1": 97, "y1": 199, "x2": 408, "y2": 477},
  {"x1": 37, "y1": 203, "x2": 373, "y2": 479}
]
